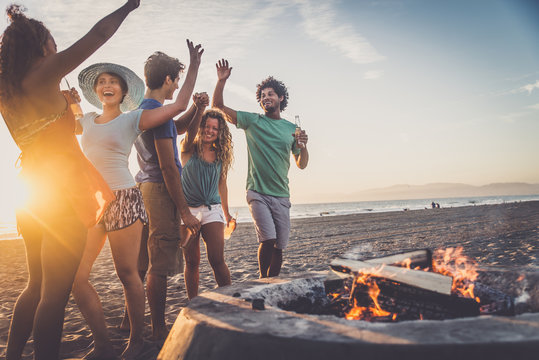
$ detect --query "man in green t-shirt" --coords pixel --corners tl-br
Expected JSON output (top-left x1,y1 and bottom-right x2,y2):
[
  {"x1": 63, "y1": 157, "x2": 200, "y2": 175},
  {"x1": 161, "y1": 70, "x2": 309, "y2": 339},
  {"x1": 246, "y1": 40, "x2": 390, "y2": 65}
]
[{"x1": 212, "y1": 59, "x2": 309, "y2": 278}]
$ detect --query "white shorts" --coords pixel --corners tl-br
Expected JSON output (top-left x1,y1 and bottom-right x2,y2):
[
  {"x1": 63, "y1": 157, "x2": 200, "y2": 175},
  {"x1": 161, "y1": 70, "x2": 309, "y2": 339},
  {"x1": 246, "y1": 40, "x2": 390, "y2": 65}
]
[{"x1": 182, "y1": 204, "x2": 226, "y2": 226}]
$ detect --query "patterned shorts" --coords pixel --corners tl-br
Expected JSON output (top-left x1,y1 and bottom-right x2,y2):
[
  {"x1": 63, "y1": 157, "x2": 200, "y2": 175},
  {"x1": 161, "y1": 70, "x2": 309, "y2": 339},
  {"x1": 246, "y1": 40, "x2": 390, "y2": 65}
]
[{"x1": 99, "y1": 186, "x2": 148, "y2": 232}]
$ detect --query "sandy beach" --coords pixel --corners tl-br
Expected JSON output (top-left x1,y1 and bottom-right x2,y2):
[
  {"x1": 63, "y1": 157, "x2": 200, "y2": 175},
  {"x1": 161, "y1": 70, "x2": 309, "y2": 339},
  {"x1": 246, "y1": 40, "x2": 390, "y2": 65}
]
[{"x1": 0, "y1": 200, "x2": 538, "y2": 359}]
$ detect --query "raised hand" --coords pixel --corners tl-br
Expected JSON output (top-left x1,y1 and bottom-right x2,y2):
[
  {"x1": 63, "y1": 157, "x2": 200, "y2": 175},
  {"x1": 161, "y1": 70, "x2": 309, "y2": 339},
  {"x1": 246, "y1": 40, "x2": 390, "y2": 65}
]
[
  {"x1": 126, "y1": 0, "x2": 141, "y2": 11},
  {"x1": 187, "y1": 39, "x2": 204, "y2": 68},
  {"x1": 193, "y1": 92, "x2": 209, "y2": 109},
  {"x1": 216, "y1": 59, "x2": 232, "y2": 81}
]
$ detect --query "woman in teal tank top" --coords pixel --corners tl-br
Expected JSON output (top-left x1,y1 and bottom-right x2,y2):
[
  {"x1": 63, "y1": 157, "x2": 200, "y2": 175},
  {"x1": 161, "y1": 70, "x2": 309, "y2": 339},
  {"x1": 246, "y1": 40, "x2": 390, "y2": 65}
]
[{"x1": 180, "y1": 107, "x2": 233, "y2": 299}]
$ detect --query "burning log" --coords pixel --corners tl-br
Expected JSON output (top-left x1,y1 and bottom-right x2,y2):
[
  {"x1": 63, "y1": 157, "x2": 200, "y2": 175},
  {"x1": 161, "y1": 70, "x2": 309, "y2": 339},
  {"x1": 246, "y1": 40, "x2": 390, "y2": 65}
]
[
  {"x1": 473, "y1": 281, "x2": 515, "y2": 315},
  {"x1": 330, "y1": 258, "x2": 453, "y2": 295},
  {"x1": 326, "y1": 248, "x2": 517, "y2": 322},
  {"x1": 349, "y1": 275, "x2": 480, "y2": 321}
]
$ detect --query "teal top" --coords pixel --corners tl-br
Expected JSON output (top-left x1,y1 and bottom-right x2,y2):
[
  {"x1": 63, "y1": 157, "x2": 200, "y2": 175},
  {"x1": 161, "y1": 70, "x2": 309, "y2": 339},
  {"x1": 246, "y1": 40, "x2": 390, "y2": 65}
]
[
  {"x1": 181, "y1": 151, "x2": 222, "y2": 209},
  {"x1": 236, "y1": 111, "x2": 300, "y2": 197}
]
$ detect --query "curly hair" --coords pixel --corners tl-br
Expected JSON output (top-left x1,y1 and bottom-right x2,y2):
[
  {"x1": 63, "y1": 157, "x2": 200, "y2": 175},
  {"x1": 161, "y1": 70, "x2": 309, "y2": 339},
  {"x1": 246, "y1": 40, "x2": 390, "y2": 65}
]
[
  {"x1": 194, "y1": 108, "x2": 234, "y2": 177},
  {"x1": 255, "y1": 76, "x2": 289, "y2": 112},
  {"x1": 0, "y1": 4, "x2": 51, "y2": 107},
  {"x1": 144, "y1": 51, "x2": 185, "y2": 90}
]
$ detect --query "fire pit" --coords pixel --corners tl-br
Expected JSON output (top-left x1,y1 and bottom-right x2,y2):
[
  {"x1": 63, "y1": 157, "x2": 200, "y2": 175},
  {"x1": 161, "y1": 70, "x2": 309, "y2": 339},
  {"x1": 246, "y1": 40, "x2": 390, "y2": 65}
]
[
  {"x1": 325, "y1": 248, "x2": 521, "y2": 322},
  {"x1": 159, "y1": 269, "x2": 539, "y2": 360}
]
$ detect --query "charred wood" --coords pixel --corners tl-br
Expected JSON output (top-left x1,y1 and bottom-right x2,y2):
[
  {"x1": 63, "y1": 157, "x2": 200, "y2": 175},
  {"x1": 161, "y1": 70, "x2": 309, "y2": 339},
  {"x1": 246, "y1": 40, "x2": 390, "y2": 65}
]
[{"x1": 350, "y1": 276, "x2": 480, "y2": 321}]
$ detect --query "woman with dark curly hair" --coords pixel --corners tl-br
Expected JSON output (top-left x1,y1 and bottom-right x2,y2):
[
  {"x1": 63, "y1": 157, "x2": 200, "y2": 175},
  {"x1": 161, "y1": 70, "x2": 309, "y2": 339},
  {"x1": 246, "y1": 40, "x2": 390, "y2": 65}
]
[
  {"x1": 179, "y1": 98, "x2": 233, "y2": 299},
  {"x1": 0, "y1": 2, "x2": 140, "y2": 359}
]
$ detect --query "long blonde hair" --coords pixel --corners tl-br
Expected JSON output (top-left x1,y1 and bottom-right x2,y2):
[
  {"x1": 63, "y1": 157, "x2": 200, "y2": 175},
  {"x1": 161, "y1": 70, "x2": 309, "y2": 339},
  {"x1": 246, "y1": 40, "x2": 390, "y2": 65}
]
[{"x1": 194, "y1": 108, "x2": 233, "y2": 176}]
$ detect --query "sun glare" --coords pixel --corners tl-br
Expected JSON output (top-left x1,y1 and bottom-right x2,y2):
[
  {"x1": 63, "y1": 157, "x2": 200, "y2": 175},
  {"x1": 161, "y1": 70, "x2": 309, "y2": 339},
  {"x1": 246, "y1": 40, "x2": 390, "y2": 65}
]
[{"x1": 1, "y1": 173, "x2": 30, "y2": 221}]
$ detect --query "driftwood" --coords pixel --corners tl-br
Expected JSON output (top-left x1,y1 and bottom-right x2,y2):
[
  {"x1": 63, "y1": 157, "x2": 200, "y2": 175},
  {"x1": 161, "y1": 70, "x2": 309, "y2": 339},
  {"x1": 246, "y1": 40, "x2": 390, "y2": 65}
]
[
  {"x1": 330, "y1": 258, "x2": 453, "y2": 295},
  {"x1": 364, "y1": 249, "x2": 432, "y2": 269}
]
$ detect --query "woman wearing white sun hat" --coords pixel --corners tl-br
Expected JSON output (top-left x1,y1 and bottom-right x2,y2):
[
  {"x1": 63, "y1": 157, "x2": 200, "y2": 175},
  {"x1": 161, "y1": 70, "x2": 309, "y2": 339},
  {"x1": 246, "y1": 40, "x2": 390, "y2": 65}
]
[{"x1": 72, "y1": 40, "x2": 203, "y2": 360}]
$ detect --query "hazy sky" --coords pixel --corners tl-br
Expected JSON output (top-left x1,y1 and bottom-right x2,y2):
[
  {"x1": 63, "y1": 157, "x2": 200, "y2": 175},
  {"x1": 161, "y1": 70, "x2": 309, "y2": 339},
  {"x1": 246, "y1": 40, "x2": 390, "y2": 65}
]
[{"x1": 0, "y1": 0, "x2": 538, "y2": 220}]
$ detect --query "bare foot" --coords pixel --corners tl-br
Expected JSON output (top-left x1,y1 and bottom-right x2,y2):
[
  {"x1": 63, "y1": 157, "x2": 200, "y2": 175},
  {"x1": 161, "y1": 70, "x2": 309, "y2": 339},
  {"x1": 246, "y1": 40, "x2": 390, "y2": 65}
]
[
  {"x1": 149, "y1": 326, "x2": 170, "y2": 344},
  {"x1": 120, "y1": 339, "x2": 145, "y2": 360}
]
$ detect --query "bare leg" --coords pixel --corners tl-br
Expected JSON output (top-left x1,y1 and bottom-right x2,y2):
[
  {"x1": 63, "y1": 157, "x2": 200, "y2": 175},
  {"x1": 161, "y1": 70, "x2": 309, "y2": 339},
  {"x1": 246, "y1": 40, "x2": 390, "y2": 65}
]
[
  {"x1": 32, "y1": 209, "x2": 87, "y2": 360},
  {"x1": 119, "y1": 270, "x2": 145, "y2": 333},
  {"x1": 6, "y1": 211, "x2": 42, "y2": 360},
  {"x1": 72, "y1": 225, "x2": 114, "y2": 359},
  {"x1": 107, "y1": 220, "x2": 145, "y2": 359},
  {"x1": 258, "y1": 239, "x2": 276, "y2": 278},
  {"x1": 200, "y1": 222, "x2": 231, "y2": 287},
  {"x1": 120, "y1": 224, "x2": 148, "y2": 332},
  {"x1": 182, "y1": 225, "x2": 201, "y2": 300},
  {"x1": 268, "y1": 248, "x2": 283, "y2": 277},
  {"x1": 146, "y1": 273, "x2": 168, "y2": 341},
  {"x1": 119, "y1": 297, "x2": 130, "y2": 332}
]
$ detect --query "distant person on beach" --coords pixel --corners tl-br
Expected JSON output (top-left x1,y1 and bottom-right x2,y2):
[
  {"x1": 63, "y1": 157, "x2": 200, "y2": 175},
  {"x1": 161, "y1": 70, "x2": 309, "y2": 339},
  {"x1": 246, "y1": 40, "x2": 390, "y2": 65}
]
[
  {"x1": 71, "y1": 42, "x2": 202, "y2": 359},
  {"x1": 0, "y1": 1, "x2": 139, "y2": 359},
  {"x1": 213, "y1": 59, "x2": 309, "y2": 278},
  {"x1": 180, "y1": 106, "x2": 233, "y2": 299},
  {"x1": 131, "y1": 51, "x2": 202, "y2": 341}
]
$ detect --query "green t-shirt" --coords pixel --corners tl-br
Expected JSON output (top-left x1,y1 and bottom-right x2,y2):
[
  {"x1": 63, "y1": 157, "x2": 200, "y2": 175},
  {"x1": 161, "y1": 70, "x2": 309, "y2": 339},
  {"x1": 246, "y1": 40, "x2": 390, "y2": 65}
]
[{"x1": 237, "y1": 111, "x2": 300, "y2": 197}]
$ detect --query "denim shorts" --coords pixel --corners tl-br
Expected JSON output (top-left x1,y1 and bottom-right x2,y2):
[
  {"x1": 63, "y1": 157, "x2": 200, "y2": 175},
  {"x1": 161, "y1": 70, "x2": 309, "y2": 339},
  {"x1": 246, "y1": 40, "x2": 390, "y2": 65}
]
[{"x1": 246, "y1": 190, "x2": 291, "y2": 249}]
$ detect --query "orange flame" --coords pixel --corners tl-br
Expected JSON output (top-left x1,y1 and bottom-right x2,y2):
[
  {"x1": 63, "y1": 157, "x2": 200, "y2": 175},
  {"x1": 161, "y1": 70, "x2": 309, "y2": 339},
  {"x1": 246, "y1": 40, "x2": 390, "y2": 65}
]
[
  {"x1": 344, "y1": 273, "x2": 393, "y2": 320},
  {"x1": 336, "y1": 247, "x2": 481, "y2": 322},
  {"x1": 432, "y1": 247, "x2": 479, "y2": 302},
  {"x1": 401, "y1": 258, "x2": 412, "y2": 269}
]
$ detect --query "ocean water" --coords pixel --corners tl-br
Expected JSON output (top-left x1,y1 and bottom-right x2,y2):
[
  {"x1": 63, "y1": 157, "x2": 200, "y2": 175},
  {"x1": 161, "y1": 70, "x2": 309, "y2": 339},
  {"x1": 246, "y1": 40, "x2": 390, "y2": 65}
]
[
  {"x1": 230, "y1": 194, "x2": 539, "y2": 223},
  {"x1": 2, "y1": 194, "x2": 538, "y2": 241}
]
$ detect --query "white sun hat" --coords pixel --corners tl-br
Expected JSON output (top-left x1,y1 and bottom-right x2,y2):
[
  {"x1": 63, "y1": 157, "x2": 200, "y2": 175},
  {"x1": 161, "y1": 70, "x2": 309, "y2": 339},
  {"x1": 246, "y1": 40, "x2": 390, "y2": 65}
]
[{"x1": 78, "y1": 63, "x2": 144, "y2": 112}]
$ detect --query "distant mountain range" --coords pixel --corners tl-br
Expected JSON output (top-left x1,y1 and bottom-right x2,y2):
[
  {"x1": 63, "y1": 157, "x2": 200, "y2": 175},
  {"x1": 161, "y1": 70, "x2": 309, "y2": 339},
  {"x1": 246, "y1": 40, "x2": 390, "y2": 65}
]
[{"x1": 350, "y1": 182, "x2": 539, "y2": 202}]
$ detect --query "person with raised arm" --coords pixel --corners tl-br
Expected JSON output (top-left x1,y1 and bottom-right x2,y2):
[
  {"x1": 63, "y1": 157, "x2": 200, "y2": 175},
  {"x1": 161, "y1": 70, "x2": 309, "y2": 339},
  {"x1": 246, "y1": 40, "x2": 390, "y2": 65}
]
[
  {"x1": 179, "y1": 101, "x2": 233, "y2": 299},
  {"x1": 71, "y1": 40, "x2": 203, "y2": 360},
  {"x1": 212, "y1": 59, "x2": 309, "y2": 278},
  {"x1": 131, "y1": 51, "x2": 203, "y2": 341},
  {"x1": 0, "y1": 1, "x2": 140, "y2": 359}
]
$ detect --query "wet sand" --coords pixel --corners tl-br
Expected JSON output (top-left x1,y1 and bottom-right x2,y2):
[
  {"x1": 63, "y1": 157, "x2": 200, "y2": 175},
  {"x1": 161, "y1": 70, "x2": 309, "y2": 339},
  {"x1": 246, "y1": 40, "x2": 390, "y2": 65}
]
[{"x1": 0, "y1": 201, "x2": 538, "y2": 359}]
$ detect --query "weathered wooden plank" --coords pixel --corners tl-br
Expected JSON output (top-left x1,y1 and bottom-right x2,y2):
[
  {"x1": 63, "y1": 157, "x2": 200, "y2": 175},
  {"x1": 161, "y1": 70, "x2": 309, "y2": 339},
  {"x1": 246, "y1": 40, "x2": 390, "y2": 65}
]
[
  {"x1": 364, "y1": 249, "x2": 432, "y2": 269},
  {"x1": 330, "y1": 258, "x2": 453, "y2": 295}
]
